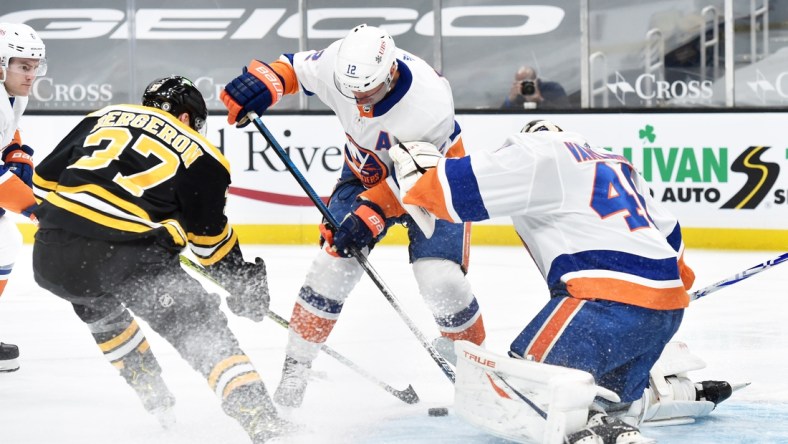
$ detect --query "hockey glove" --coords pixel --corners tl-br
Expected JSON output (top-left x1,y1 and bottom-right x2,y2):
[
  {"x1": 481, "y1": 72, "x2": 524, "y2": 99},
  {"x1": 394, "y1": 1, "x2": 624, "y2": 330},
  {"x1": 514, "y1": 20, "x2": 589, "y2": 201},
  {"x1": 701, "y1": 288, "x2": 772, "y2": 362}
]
[
  {"x1": 328, "y1": 199, "x2": 386, "y2": 258},
  {"x1": 221, "y1": 60, "x2": 285, "y2": 127},
  {"x1": 389, "y1": 141, "x2": 442, "y2": 238},
  {"x1": 224, "y1": 257, "x2": 270, "y2": 322},
  {"x1": 21, "y1": 203, "x2": 38, "y2": 225},
  {"x1": 2, "y1": 144, "x2": 34, "y2": 187}
]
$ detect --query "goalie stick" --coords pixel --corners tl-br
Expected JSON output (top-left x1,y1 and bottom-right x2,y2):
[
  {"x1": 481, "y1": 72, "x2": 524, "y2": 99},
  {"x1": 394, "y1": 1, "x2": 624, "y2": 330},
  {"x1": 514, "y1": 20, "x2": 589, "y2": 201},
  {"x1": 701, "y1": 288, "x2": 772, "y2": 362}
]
[
  {"x1": 178, "y1": 254, "x2": 420, "y2": 405},
  {"x1": 246, "y1": 112, "x2": 456, "y2": 384},
  {"x1": 491, "y1": 372, "x2": 548, "y2": 420},
  {"x1": 691, "y1": 251, "x2": 788, "y2": 301}
]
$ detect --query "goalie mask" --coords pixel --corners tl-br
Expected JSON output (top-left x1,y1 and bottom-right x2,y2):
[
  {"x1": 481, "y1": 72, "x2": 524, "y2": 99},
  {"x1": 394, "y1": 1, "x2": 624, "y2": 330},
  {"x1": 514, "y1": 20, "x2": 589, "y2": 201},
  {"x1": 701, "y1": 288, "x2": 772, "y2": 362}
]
[
  {"x1": 142, "y1": 76, "x2": 208, "y2": 135},
  {"x1": 0, "y1": 23, "x2": 47, "y2": 82},
  {"x1": 333, "y1": 24, "x2": 398, "y2": 106},
  {"x1": 521, "y1": 119, "x2": 563, "y2": 133}
]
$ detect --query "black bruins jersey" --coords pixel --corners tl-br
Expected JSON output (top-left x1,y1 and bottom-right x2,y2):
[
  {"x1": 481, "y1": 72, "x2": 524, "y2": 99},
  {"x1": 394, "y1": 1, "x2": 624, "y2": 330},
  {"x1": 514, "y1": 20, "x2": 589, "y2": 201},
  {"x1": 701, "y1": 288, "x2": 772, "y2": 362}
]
[{"x1": 33, "y1": 104, "x2": 237, "y2": 266}]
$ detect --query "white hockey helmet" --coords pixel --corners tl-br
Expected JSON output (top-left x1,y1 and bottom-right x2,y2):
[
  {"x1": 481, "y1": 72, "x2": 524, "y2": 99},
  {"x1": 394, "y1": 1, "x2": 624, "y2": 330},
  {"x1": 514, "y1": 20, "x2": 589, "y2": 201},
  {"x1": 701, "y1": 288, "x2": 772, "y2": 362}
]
[
  {"x1": 521, "y1": 119, "x2": 563, "y2": 133},
  {"x1": 0, "y1": 23, "x2": 47, "y2": 81},
  {"x1": 333, "y1": 24, "x2": 397, "y2": 104}
]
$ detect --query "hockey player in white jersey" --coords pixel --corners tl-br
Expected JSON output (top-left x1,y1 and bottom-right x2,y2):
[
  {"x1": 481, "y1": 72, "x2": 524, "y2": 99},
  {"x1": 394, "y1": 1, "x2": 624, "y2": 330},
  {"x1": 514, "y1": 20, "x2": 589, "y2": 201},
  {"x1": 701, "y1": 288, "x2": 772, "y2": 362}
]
[
  {"x1": 386, "y1": 120, "x2": 737, "y2": 443},
  {"x1": 0, "y1": 23, "x2": 47, "y2": 372},
  {"x1": 221, "y1": 24, "x2": 487, "y2": 408}
]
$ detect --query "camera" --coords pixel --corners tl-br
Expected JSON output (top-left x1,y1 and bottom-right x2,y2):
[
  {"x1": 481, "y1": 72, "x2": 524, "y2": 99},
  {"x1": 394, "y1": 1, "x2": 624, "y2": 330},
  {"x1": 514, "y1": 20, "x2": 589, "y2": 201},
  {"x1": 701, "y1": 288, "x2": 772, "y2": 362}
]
[{"x1": 520, "y1": 80, "x2": 536, "y2": 96}]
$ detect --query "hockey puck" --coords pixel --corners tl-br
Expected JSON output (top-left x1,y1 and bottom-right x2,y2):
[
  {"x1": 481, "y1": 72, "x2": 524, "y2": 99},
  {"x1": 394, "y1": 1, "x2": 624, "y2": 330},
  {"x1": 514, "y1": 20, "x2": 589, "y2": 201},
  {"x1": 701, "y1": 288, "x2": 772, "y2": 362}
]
[{"x1": 428, "y1": 407, "x2": 449, "y2": 417}]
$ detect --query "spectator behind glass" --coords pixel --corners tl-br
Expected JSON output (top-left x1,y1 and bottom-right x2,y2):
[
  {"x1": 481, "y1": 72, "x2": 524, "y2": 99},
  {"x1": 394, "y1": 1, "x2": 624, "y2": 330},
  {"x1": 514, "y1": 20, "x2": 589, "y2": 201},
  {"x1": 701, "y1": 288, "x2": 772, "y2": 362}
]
[{"x1": 501, "y1": 66, "x2": 569, "y2": 110}]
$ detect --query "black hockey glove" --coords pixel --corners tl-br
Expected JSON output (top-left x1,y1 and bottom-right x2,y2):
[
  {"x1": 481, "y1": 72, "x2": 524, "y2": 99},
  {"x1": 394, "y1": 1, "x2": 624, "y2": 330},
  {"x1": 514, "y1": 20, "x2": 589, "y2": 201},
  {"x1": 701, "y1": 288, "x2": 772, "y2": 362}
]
[
  {"x1": 327, "y1": 199, "x2": 386, "y2": 258},
  {"x1": 223, "y1": 257, "x2": 270, "y2": 322}
]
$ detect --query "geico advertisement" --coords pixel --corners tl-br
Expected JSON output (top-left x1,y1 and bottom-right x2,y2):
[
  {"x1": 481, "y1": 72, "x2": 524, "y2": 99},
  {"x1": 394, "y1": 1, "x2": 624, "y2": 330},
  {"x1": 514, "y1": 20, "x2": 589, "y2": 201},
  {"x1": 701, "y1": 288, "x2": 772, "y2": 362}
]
[{"x1": 19, "y1": 113, "x2": 788, "y2": 229}]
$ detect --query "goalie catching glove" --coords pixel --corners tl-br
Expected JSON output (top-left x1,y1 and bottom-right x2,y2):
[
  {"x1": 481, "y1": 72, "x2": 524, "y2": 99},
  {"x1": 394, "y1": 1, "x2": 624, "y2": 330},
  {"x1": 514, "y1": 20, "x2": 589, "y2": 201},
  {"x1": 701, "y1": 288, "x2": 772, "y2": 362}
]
[
  {"x1": 389, "y1": 141, "x2": 443, "y2": 238},
  {"x1": 321, "y1": 199, "x2": 386, "y2": 258}
]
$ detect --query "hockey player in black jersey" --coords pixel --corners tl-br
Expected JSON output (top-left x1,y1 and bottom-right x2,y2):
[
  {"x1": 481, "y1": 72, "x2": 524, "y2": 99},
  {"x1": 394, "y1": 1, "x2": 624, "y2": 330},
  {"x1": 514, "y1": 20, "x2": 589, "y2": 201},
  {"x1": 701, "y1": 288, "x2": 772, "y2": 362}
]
[{"x1": 30, "y1": 76, "x2": 290, "y2": 443}]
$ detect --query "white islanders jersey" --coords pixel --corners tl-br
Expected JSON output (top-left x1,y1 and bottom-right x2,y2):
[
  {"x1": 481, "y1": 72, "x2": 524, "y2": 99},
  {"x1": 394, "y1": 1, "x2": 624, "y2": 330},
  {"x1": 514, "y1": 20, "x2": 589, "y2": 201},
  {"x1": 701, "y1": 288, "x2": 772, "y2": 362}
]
[
  {"x1": 404, "y1": 131, "x2": 693, "y2": 310},
  {"x1": 282, "y1": 42, "x2": 460, "y2": 189}
]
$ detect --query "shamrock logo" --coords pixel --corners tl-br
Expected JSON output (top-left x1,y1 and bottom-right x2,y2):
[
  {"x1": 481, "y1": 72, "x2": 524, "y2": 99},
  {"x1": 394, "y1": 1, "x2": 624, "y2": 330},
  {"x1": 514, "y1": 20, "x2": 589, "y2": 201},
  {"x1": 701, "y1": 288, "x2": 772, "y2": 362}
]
[{"x1": 639, "y1": 124, "x2": 656, "y2": 143}]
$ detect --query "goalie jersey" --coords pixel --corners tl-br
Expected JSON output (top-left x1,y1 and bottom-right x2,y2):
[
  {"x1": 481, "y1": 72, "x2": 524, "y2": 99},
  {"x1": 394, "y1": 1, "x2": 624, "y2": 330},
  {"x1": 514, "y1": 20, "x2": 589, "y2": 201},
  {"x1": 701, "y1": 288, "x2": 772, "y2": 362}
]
[
  {"x1": 403, "y1": 131, "x2": 694, "y2": 310},
  {"x1": 32, "y1": 104, "x2": 237, "y2": 266}
]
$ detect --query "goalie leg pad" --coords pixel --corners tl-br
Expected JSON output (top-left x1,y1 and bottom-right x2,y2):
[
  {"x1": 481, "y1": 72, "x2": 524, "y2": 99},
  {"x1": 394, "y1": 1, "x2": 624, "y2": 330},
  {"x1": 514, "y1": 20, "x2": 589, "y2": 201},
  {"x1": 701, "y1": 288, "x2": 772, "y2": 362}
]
[{"x1": 454, "y1": 340, "x2": 611, "y2": 444}]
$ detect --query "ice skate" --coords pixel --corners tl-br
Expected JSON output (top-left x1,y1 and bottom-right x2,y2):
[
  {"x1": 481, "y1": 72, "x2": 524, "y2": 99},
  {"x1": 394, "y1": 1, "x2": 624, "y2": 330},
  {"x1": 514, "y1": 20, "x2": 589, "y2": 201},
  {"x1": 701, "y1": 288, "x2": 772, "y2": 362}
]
[
  {"x1": 566, "y1": 412, "x2": 655, "y2": 444},
  {"x1": 696, "y1": 380, "x2": 742, "y2": 407},
  {"x1": 124, "y1": 368, "x2": 176, "y2": 428},
  {"x1": 223, "y1": 383, "x2": 299, "y2": 443},
  {"x1": 273, "y1": 356, "x2": 311, "y2": 408},
  {"x1": 233, "y1": 402, "x2": 297, "y2": 444},
  {"x1": 249, "y1": 415, "x2": 300, "y2": 444},
  {"x1": 0, "y1": 342, "x2": 20, "y2": 372}
]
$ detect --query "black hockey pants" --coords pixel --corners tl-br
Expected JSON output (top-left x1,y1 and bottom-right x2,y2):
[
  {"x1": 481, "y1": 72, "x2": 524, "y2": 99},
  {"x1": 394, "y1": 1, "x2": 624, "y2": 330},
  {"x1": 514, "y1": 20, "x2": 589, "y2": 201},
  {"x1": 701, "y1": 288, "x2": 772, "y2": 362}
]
[{"x1": 32, "y1": 228, "x2": 244, "y2": 378}]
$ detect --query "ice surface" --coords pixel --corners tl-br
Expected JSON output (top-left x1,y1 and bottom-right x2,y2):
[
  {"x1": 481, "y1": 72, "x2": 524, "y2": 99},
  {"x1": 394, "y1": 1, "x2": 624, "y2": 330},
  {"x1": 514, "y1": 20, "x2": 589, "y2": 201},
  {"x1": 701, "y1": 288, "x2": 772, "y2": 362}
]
[{"x1": 1, "y1": 245, "x2": 786, "y2": 443}]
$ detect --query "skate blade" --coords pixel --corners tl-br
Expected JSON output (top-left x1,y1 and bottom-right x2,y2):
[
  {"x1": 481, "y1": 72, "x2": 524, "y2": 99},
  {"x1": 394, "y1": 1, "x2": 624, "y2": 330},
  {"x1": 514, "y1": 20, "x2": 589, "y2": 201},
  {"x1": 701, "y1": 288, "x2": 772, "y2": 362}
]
[
  {"x1": 731, "y1": 382, "x2": 750, "y2": 392},
  {"x1": 0, "y1": 359, "x2": 20, "y2": 372},
  {"x1": 150, "y1": 406, "x2": 176, "y2": 429}
]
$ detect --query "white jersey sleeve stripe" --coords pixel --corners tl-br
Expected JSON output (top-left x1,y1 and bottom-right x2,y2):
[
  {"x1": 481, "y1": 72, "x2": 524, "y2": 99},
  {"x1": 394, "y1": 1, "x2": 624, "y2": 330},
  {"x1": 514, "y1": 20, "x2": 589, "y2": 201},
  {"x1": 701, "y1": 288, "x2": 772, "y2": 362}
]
[{"x1": 441, "y1": 157, "x2": 490, "y2": 222}]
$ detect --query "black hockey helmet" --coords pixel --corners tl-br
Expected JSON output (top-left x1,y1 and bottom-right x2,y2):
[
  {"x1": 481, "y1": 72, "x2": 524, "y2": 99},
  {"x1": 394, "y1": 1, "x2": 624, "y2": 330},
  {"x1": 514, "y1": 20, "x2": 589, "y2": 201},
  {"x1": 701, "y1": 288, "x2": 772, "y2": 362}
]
[
  {"x1": 142, "y1": 76, "x2": 207, "y2": 134},
  {"x1": 521, "y1": 119, "x2": 563, "y2": 133}
]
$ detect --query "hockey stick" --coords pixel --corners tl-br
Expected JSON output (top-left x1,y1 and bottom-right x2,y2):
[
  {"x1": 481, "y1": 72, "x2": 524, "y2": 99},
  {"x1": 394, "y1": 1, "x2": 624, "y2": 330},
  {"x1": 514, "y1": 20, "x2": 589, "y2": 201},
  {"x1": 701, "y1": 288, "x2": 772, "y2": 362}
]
[
  {"x1": 690, "y1": 251, "x2": 788, "y2": 301},
  {"x1": 178, "y1": 254, "x2": 420, "y2": 404},
  {"x1": 247, "y1": 112, "x2": 456, "y2": 384},
  {"x1": 491, "y1": 372, "x2": 547, "y2": 419}
]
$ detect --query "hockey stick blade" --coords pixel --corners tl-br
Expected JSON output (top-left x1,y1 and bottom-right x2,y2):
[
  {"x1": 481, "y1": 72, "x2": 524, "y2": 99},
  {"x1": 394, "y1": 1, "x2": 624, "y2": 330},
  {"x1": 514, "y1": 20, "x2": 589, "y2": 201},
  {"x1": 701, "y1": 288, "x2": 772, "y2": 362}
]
[
  {"x1": 247, "y1": 112, "x2": 456, "y2": 384},
  {"x1": 691, "y1": 251, "x2": 788, "y2": 301},
  {"x1": 178, "y1": 254, "x2": 420, "y2": 404}
]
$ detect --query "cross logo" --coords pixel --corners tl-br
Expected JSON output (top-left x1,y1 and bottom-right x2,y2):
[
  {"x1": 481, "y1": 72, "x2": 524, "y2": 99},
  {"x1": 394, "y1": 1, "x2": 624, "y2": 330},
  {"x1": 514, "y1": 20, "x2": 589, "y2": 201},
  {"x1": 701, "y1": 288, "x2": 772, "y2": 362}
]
[{"x1": 606, "y1": 71, "x2": 635, "y2": 104}]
